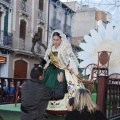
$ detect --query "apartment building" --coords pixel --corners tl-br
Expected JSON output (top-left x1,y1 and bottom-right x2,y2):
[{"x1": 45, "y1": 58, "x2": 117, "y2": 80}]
[
  {"x1": 0, "y1": 0, "x2": 13, "y2": 77},
  {"x1": 64, "y1": 1, "x2": 112, "y2": 54},
  {"x1": 0, "y1": 0, "x2": 48, "y2": 78},
  {"x1": 46, "y1": 0, "x2": 74, "y2": 44},
  {"x1": 0, "y1": 0, "x2": 74, "y2": 78}
]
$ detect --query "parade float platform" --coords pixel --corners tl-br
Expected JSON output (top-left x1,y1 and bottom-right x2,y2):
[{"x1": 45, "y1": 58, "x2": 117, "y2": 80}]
[
  {"x1": 0, "y1": 104, "x2": 65, "y2": 120},
  {"x1": 0, "y1": 93, "x2": 97, "y2": 120}
]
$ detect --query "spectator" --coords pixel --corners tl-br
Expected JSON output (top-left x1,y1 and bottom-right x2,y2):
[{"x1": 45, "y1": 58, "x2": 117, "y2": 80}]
[
  {"x1": 9, "y1": 81, "x2": 15, "y2": 95},
  {"x1": 67, "y1": 97, "x2": 74, "y2": 111},
  {"x1": 8, "y1": 80, "x2": 15, "y2": 102},
  {"x1": 17, "y1": 81, "x2": 20, "y2": 87},
  {"x1": 1, "y1": 81, "x2": 8, "y2": 102},
  {"x1": 65, "y1": 88, "x2": 108, "y2": 120},
  {"x1": 2, "y1": 81, "x2": 8, "y2": 94},
  {"x1": 16, "y1": 81, "x2": 22, "y2": 101},
  {"x1": 21, "y1": 66, "x2": 66, "y2": 120}
]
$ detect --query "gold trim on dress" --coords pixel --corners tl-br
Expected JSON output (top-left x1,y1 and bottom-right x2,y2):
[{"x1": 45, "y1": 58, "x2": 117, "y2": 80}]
[{"x1": 49, "y1": 52, "x2": 82, "y2": 82}]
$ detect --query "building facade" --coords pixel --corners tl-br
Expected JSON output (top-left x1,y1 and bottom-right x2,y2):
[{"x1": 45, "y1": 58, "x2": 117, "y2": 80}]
[
  {"x1": 0, "y1": 0, "x2": 74, "y2": 78},
  {"x1": 0, "y1": 0, "x2": 13, "y2": 77},
  {"x1": 64, "y1": 1, "x2": 112, "y2": 47},
  {"x1": 0, "y1": 0, "x2": 48, "y2": 78},
  {"x1": 46, "y1": 0, "x2": 74, "y2": 44}
]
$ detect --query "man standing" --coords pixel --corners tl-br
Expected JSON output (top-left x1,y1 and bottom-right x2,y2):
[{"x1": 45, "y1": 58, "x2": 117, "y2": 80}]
[{"x1": 21, "y1": 66, "x2": 66, "y2": 120}]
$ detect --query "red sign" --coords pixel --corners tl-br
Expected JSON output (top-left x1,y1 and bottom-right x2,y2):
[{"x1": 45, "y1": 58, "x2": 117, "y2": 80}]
[{"x1": 0, "y1": 56, "x2": 6, "y2": 64}]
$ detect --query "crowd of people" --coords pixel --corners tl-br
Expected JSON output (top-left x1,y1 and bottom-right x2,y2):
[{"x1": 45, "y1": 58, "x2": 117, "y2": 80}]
[
  {"x1": 0, "y1": 80, "x2": 16, "y2": 103},
  {"x1": 20, "y1": 30, "x2": 108, "y2": 120}
]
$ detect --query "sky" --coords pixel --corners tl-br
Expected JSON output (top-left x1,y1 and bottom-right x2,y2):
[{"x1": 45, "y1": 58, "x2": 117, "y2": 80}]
[{"x1": 60, "y1": 0, "x2": 120, "y2": 25}]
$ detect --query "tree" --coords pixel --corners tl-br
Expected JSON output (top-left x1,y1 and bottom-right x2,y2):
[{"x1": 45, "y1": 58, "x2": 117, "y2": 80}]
[{"x1": 31, "y1": 31, "x2": 47, "y2": 63}]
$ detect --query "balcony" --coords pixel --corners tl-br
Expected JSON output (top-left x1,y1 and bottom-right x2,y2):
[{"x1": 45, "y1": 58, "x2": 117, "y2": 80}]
[
  {"x1": 63, "y1": 24, "x2": 71, "y2": 36},
  {"x1": 51, "y1": 18, "x2": 61, "y2": 30},
  {"x1": 2, "y1": 0, "x2": 11, "y2": 3},
  {"x1": 13, "y1": 38, "x2": 36, "y2": 56},
  {"x1": 0, "y1": 0, "x2": 12, "y2": 7},
  {"x1": 19, "y1": 0, "x2": 31, "y2": 17},
  {"x1": 13, "y1": 38, "x2": 25, "y2": 50},
  {"x1": 0, "y1": 31, "x2": 12, "y2": 48},
  {"x1": 18, "y1": 38, "x2": 25, "y2": 50},
  {"x1": 37, "y1": 9, "x2": 46, "y2": 24}
]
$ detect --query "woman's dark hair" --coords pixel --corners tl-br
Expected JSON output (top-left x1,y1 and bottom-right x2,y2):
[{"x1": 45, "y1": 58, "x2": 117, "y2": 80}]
[
  {"x1": 69, "y1": 97, "x2": 74, "y2": 106},
  {"x1": 52, "y1": 32, "x2": 61, "y2": 39},
  {"x1": 30, "y1": 66, "x2": 44, "y2": 79}
]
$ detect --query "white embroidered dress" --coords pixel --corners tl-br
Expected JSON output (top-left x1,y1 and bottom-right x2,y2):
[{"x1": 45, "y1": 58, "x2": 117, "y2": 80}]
[{"x1": 44, "y1": 30, "x2": 84, "y2": 112}]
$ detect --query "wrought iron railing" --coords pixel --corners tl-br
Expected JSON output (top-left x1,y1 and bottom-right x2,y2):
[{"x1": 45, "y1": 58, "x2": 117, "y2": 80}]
[
  {"x1": 51, "y1": 18, "x2": 61, "y2": 30},
  {"x1": 19, "y1": 0, "x2": 31, "y2": 16},
  {"x1": 106, "y1": 73, "x2": 120, "y2": 118},
  {"x1": 38, "y1": 9, "x2": 46, "y2": 23},
  {"x1": 0, "y1": 31, "x2": 12, "y2": 47},
  {"x1": 63, "y1": 24, "x2": 71, "y2": 36},
  {"x1": 0, "y1": 77, "x2": 27, "y2": 104},
  {"x1": 19, "y1": 38, "x2": 25, "y2": 50},
  {"x1": 13, "y1": 38, "x2": 25, "y2": 50},
  {"x1": 2, "y1": 0, "x2": 11, "y2": 3},
  {"x1": 96, "y1": 74, "x2": 120, "y2": 119}
]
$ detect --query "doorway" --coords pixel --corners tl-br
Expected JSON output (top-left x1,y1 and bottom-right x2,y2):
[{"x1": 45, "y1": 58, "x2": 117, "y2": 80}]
[{"x1": 14, "y1": 60, "x2": 28, "y2": 78}]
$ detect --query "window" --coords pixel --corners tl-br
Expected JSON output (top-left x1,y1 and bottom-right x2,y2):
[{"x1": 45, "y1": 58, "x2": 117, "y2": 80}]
[
  {"x1": 4, "y1": 10, "x2": 8, "y2": 33},
  {"x1": 38, "y1": 27, "x2": 43, "y2": 41},
  {"x1": 39, "y1": 0, "x2": 44, "y2": 10},
  {"x1": 0, "y1": 12, "x2": 2, "y2": 31},
  {"x1": 53, "y1": 5, "x2": 57, "y2": 19},
  {"x1": 21, "y1": 0, "x2": 27, "y2": 12},
  {"x1": 0, "y1": 64, "x2": 1, "y2": 77},
  {"x1": 19, "y1": 20, "x2": 26, "y2": 40},
  {"x1": 0, "y1": 12, "x2": 2, "y2": 39},
  {"x1": 64, "y1": 12, "x2": 68, "y2": 25}
]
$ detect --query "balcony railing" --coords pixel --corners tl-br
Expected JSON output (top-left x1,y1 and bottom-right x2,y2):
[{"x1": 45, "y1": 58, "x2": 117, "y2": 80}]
[
  {"x1": 106, "y1": 74, "x2": 120, "y2": 118},
  {"x1": 51, "y1": 18, "x2": 61, "y2": 30},
  {"x1": 0, "y1": 0, "x2": 12, "y2": 6},
  {"x1": 2, "y1": 0, "x2": 11, "y2": 3},
  {"x1": 0, "y1": 31, "x2": 12, "y2": 47},
  {"x1": 19, "y1": 0, "x2": 31, "y2": 16},
  {"x1": 97, "y1": 75, "x2": 120, "y2": 119},
  {"x1": 13, "y1": 38, "x2": 25, "y2": 50},
  {"x1": 38, "y1": 9, "x2": 46, "y2": 23},
  {"x1": 19, "y1": 38, "x2": 25, "y2": 50},
  {"x1": 63, "y1": 24, "x2": 71, "y2": 36}
]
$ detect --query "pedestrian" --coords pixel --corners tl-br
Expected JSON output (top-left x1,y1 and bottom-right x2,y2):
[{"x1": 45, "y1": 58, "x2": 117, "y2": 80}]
[
  {"x1": 21, "y1": 65, "x2": 66, "y2": 120},
  {"x1": 65, "y1": 88, "x2": 108, "y2": 120}
]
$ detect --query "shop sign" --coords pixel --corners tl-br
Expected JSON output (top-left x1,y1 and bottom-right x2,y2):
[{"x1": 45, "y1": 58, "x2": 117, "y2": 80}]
[{"x1": 0, "y1": 56, "x2": 6, "y2": 64}]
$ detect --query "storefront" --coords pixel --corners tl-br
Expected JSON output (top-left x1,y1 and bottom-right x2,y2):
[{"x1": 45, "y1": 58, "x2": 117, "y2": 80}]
[
  {"x1": 0, "y1": 54, "x2": 9, "y2": 77},
  {"x1": 0, "y1": 56, "x2": 7, "y2": 64},
  {"x1": 0, "y1": 56, "x2": 7, "y2": 77}
]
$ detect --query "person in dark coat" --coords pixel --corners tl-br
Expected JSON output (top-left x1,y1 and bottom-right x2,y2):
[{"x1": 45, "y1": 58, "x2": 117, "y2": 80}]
[
  {"x1": 65, "y1": 88, "x2": 108, "y2": 120},
  {"x1": 21, "y1": 65, "x2": 66, "y2": 120}
]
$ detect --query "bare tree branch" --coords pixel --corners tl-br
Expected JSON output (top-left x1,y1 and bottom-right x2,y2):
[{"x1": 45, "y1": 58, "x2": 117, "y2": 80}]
[{"x1": 31, "y1": 31, "x2": 47, "y2": 63}]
